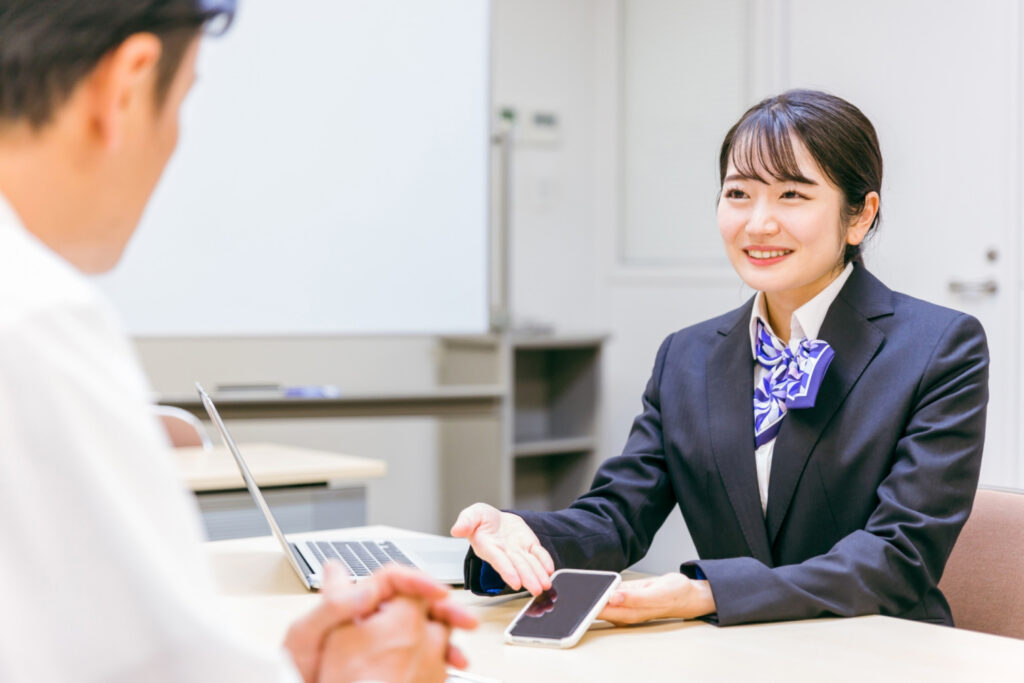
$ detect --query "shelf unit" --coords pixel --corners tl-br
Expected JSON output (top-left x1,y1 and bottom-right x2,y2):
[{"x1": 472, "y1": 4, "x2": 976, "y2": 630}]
[{"x1": 439, "y1": 334, "x2": 605, "y2": 513}]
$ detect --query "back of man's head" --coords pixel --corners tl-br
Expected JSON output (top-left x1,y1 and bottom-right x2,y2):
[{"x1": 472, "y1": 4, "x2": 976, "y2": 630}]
[
  {"x1": 0, "y1": 1, "x2": 236, "y2": 273},
  {"x1": 0, "y1": 0, "x2": 234, "y2": 128}
]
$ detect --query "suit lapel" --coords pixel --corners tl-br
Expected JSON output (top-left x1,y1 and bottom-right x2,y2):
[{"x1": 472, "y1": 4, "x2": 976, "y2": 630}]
[
  {"x1": 706, "y1": 302, "x2": 773, "y2": 565},
  {"x1": 763, "y1": 265, "x2": 893, "y2": 544}
]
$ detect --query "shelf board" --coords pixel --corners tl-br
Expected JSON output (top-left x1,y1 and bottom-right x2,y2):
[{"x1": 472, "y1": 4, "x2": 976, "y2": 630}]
[
  {"x1": 440, "y1": 333, "x2": 609, "y2": 350},
  {"x1": 159, "y1": 385, "x2": 506, "y2": 419},
  {"x1": 513, "y1": 436, "x2": 596, "y2": 458},
  {"x1": 512, "y1": 334, "x2": 608, "y2": 350},
  {"x1": 161, "y1": 384, "x2": 505, "y2": 405}
]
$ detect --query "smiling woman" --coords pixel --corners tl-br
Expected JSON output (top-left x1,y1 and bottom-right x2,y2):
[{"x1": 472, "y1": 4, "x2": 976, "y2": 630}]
[
  {"x1": 453, "y1": 89, "x2": 990, "y2": 630},
  {"x1": 717, "y1": 91, "x2": 882, "y2": 341}
]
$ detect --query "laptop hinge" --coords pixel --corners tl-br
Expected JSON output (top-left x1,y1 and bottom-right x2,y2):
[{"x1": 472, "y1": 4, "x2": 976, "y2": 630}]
[{"x1": 289, "y1": 542, "x2": 319, "y2": 588}]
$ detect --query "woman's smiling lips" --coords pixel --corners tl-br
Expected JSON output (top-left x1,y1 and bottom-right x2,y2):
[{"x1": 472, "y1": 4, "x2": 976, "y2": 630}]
[{"x1": 744, "y1": 246, "x2": 794, "y2": 266}]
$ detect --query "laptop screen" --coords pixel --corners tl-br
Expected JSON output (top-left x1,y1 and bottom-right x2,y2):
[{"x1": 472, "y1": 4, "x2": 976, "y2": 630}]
[{"x1": 195, "y1": 382, "x2": 312, "y2": 584}]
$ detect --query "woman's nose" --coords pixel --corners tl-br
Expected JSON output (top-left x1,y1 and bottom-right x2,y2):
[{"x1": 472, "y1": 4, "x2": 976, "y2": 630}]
[{"x1": 745, "y1": 201, "x2": 780, "y2": 236}]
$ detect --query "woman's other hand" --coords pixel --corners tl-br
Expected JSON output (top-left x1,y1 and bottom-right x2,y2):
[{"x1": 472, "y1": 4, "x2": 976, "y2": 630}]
[
  {"x1": 597, "y1": 573, "x2": 716, "y2": 625},
  {"x1": 450, "y1": 502, "x2": 554, "y2": 595}
]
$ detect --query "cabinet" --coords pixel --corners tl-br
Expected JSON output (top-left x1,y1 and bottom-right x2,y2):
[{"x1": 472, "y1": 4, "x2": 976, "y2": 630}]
[
  {"x1": 439, "y1": 334, "x2": 605, "y2": 514},
  {"x1": 150, "y1": 334, "x2": 602, "y2": 536}
]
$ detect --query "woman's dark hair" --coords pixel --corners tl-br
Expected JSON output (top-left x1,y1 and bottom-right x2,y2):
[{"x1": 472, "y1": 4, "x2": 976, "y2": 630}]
[
  {"x1": 719, "y1": 89, "x2": 883, "y2": 265},
  {"x1": 0, "y1": 0, "x2": 235, "y2": 128}
]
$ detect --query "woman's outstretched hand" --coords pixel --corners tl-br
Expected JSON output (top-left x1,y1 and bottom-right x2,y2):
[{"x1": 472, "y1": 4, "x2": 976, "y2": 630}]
[{"x1": 450, "y1": 502, "x2": 554, "y2": 595}]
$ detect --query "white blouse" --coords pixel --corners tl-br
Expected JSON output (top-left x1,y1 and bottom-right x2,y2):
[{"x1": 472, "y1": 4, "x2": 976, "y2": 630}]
[{"x1": 747, "y1": 263, "x2": 854, "y2": 515}]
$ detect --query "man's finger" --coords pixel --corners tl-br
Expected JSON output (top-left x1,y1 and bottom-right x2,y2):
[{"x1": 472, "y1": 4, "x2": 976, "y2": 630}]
[
  {"x1": 322, "y1": 560, "x2": 356, "y2": 587},
  {"x1": 295, "y1": 581, "x2": 380, "y2": 641},
  {"x1": 423, "y1": 620, "x2": 451, "y2": 662},
  {"x1": 373, "y1": 564, "x2": 449, "y2": 604},
  {"x1": 429, "y1": 598, "x2": 479, "y2": 630},
  {"x1": 446, "y1": 643, "x2": 470, "y2": 669}
]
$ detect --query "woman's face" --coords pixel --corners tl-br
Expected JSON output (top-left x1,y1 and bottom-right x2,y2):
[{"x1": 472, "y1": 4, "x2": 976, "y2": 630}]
[{"x1": 717, "y1": 135, "x2": 861, "y2": 306}]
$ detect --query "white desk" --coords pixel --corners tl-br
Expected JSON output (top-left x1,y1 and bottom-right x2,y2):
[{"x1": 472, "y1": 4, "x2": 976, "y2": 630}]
[
  {"x1": 175, "y1": 442, "x2": 387, "y2": 491},
  {"x1": 177, "y1": 444, "x2": 386, "y2": 540},
  {"x1": 205, "y1": 526, "x2": 1024, "y2": 682}
]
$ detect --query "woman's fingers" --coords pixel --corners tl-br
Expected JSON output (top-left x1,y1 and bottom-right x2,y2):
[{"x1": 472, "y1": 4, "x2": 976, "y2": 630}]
[
  {"x1": 598, "y1": 587, "x2": 652, "y2": 625},
  {"x1": 507, "y1": 551, "x2": 537, "y2": 594},
  {"x1": 450, "y1": 505, "x2": 484, "y2": 538},
  {"x1": 451, "y1": 502, "x2": 503, "y2": 538},
  {"x1": 529, "y1": 542, "x2": 555, "y2": 575},
  {"x1": 508, "y1": 550, "x2": 548, "y2": 596},
  {"x1": 519, "y1": 549, "x2": 552, "y2": 592},
  {"x1": 472, "y1": 534, "x2": 522, "y2": 590},
  {"x1": 452, "y1": 505, "x2": 550, "y2": 593}
]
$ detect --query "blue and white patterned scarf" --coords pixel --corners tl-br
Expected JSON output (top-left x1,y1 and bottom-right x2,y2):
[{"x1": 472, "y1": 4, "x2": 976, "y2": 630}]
[{"x1": 753, "y1": 319, "x2": 835, "y2": 448}]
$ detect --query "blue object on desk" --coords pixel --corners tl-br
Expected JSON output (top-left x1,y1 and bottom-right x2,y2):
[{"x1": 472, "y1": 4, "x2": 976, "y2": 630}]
[{"x1": 283, "y1": 385, "x2": 342, "y2": 399}]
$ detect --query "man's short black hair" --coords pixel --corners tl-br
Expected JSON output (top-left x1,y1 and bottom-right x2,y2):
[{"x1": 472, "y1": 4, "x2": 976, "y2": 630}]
[{"x1": 0, "y1": 1, "x2": 234, "y2": 128}]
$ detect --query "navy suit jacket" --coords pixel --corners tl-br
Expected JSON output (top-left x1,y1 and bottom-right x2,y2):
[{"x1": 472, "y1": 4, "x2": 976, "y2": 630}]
[{"x1": 474, "y1": 265, "x2": 989, "y2": 626}]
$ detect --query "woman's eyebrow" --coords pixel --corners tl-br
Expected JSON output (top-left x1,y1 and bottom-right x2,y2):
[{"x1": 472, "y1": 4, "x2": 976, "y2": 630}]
[
  {"x1": 724, "y1": 172, "x2": 819, "y2": 185},
  {"x1": 724, "y1": 173, "x2": 764, "y2": 183}
]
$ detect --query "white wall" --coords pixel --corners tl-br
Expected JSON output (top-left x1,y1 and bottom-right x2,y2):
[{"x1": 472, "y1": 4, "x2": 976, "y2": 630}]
[
  {"x1": 491, "y1": 0, "x2": 605, "y2": 332},
  {"x1": 492, "y1": 0, "x2": 736, "y2": 573}
]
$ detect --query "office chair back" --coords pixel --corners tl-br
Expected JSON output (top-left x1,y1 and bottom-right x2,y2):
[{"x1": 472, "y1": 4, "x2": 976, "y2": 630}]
[
  {"x1": 939, "y1": 487, "x2": 1024, "y2": 640},
  {"x1": 154, "y1": 405, "x2": 213, "y2": 451}
]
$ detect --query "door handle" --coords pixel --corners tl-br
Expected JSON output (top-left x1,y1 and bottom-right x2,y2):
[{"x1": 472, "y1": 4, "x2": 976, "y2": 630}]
[{"x1": 948, "y1": 279, "x2": 998, "y2": 295}]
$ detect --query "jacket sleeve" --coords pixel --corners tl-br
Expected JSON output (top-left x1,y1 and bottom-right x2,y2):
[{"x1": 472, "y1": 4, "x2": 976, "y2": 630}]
[
  {"x1": 684, "y1": 313, "x2": 989, "y2": 625},
  {"x1": 512, "y1": 333, "x2": 681, "y2": 572}
]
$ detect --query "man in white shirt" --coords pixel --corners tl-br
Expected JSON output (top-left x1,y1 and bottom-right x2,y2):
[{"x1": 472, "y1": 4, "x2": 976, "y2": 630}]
[{"x1": 0, "y1": 1, "x2": 475, "y2": 681}]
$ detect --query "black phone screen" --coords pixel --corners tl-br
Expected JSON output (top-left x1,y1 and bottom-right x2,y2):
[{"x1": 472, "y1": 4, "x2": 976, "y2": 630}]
[{"x1": 508, "y1": 571, "x2": 618, "y2": 640}]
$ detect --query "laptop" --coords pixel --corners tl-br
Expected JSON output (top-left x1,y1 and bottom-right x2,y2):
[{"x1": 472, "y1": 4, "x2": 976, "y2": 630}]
[{"x1": 196, "y1": 383, "x2": 468, "y2": 589}]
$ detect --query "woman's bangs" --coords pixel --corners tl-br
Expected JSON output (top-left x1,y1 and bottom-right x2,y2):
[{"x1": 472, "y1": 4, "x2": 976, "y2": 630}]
[{"x1": 728, "y1": 115, "x2": 810, "y2": 184}]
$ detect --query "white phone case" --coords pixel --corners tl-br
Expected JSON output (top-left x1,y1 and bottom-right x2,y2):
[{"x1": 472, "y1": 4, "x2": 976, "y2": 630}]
[{"x1": 503, "y1": 569, "x2": 622, "y2": 648}]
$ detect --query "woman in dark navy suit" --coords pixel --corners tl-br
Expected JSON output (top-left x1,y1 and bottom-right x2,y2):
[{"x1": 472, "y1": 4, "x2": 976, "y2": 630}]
[{"x1": 452, "y1": 90, "x2": 988, "y2": 627}]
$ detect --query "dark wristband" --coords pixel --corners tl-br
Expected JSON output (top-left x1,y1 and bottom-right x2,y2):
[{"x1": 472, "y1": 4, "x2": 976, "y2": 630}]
[{"x1": 463, "y1": 547, "x2": 520, "y2": 596}]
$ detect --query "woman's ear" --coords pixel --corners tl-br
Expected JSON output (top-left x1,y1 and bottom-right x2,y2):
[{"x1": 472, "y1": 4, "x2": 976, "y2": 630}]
[{"x1": 846, "y1": 191, "x2": 879, "y2": 246}]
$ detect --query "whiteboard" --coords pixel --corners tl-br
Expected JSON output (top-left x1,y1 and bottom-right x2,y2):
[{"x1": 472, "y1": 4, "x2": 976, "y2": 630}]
[{"x1": 95, "y1": 0, "x2": 490, "y2": 336}]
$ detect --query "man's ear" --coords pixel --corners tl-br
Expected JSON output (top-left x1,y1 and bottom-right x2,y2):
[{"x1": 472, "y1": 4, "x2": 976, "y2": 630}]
[{"x1": 86, "y1": 33, "x2": 163, "y2": 151}]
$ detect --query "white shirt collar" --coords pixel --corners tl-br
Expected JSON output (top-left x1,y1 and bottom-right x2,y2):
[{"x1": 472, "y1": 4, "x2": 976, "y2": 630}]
[
  {"x1": 0, "y1": 190, "x2": 23, "y2": 233},
  {"x1": 748, "y1": 262, "x2": 854, "y2": 356}
]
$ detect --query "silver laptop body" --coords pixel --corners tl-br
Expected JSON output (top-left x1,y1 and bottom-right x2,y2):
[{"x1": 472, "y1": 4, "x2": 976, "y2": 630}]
[{"x1": 196, "y1": 383, "x2": 467, "y2": 589}]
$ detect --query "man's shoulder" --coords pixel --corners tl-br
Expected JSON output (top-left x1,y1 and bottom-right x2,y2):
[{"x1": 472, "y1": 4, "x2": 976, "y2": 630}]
[
  {"x1": 0, "y1": 224, "x2": 134, "y2": 385},
  {"x1": 0, "y1": 224, "x2": 104, "y2": 329}
]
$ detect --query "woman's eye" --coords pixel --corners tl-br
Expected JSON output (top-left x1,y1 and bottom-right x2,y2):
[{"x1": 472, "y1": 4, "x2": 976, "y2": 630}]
[
  {"x1": 781, "y1": 190, "x2": 807, "y2": 199},
  {"x1": 724, "y1": 188, "x2": 747, "y2": 199}
]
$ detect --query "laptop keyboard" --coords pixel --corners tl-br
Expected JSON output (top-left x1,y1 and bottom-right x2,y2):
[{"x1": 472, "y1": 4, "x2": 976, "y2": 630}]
[{"x1": 309, "y1": 540, "x2": 416, "y2": 577}]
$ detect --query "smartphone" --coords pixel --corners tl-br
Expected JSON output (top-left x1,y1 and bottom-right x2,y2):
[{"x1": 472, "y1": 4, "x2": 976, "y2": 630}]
[{"x1": 504, "y1": 569, "x2": 621, "y2": 648}]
